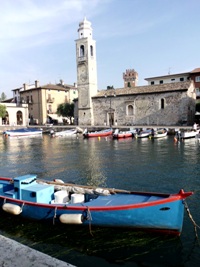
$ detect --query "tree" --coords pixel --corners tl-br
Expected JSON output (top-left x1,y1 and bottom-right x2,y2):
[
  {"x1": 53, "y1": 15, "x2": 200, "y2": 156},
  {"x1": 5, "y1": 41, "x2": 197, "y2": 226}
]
[
  {"x1": 57, "y1": 103, "x2": 74, "y2": 124},
  {"x1": 0, "y1": 104, "x2": 6, "y2": 118},
  {"x1": 0, "y1": 92, "x2": 7, "y2": 102},
  {"x1": 107, "y1": 86, "x2": 114, "y2": 90}
]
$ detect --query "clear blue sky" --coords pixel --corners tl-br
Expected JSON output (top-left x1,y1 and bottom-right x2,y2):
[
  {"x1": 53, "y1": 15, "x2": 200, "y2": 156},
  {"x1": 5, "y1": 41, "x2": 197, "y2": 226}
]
[{"x1": 1, "y1": 0, "x2": 200, "y2": 98}]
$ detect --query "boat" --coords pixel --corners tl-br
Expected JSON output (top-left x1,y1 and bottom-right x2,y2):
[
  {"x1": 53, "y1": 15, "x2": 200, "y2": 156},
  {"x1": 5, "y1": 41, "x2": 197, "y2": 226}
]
[
  {"x1": 113, "y1": 129, "x2": 136, "y2": 139},
  {"x1": 135, "y1": 129, "x2": 152, "y2": 138},
  {"x1": 0, "y1": 174, "x2": 193, "y2": 235},
  {"x1": 3, "y1": 128, "x2": 43, "y2": 138},
  {"x1": 83, "y1": 128, "x2": 113, "y2": 138},
  {"x1": 50, "y1": 129, "x2": 77, "y2": 137},
  {"x1": 175, "y1": 130, "x2": 199, "y2": 140},
  {"x1": 150, "y1": 128, "x2": 168, "y2": 139}
]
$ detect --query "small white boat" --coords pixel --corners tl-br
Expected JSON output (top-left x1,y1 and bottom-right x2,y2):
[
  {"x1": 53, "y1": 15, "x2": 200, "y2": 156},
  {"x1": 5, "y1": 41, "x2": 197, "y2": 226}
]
[
  {"x1": 50, "y1": 129, "x2": 77, "y2": 137},
  {"x1": 3, "y1": 128, "x2": 43, "y2": 138},
  {"x1": 175, "y1": 130, "x2": 199, "y2": 140},
  {"x1": 150, "y1": 128, "x2": 168, "y2": 139},
  {"x1": 135, "y1": 129, "x2": 151, "y2": 138}
]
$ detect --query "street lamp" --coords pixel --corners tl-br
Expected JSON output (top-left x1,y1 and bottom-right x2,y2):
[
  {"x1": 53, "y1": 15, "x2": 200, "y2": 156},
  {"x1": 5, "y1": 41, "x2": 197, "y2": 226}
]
[{"x1": 105, "y1": 92, "x2": 116, "y2": 127}]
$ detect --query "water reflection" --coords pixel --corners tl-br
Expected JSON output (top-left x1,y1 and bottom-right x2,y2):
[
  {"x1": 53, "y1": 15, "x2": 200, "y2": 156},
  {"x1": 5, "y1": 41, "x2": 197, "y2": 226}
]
[
  {"x1": 1, "y1": 134, "x2": 200, "y2": 266},
  {"x1": 0, "y1": 210, "x2": 187, "y2": 267}
]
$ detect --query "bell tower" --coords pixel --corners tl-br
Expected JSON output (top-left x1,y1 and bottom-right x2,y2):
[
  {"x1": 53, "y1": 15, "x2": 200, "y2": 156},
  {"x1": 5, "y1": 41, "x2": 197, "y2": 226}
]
[{"x1": 75, "y1": 18, "x2": 98, "y2": 125}]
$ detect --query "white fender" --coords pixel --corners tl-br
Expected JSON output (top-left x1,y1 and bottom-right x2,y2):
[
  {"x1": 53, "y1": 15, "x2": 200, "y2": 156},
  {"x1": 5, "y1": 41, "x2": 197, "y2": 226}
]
[
  {"x1": 2, "y1": 203, "x2": 22, "y2": 215},
  {"x1": 54, "y1": 179, "x2": 65, "y2": 184},
  {"x1": 59, "y1": 214, "x2": 83, "y2": 224}
]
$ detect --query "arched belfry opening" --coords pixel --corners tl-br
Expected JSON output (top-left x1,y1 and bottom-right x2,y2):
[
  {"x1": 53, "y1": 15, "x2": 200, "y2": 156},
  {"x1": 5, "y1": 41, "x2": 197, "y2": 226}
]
[{"x1": 80, "y1": 45, "x2": 85, "y2": 57}]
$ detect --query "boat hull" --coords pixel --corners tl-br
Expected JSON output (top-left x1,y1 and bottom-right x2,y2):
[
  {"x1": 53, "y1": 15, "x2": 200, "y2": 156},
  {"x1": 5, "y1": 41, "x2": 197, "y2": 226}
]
[
  {"x1": 0, "y1": 176, "x2": 192, "y2": 235},
  {"x1": 3, "y1": 128, "x2": 42, "y2": 137},
  {"x1": 83, "y1": 129, "x2": 113, "y2": 138},
  {"x1": 113, "y1": 132, "x2": 134, "y2": 139}
]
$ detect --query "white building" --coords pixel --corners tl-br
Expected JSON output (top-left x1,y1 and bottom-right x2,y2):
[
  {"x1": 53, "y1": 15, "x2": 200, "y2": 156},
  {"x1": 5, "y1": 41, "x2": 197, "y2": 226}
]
[{"x1": 0, "y1": 103, "x2": 29, "y2": 126}]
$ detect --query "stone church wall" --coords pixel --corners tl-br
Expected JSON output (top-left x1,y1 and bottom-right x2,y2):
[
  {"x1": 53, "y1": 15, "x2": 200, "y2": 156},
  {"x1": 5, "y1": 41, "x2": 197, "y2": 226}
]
[{"x1": 93, "y1": 89, "x2": 196, "y2": 126}]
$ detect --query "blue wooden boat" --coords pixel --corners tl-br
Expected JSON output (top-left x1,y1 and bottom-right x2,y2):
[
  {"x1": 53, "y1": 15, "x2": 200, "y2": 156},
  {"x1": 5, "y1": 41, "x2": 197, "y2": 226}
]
[{"x1": 0, "y1": 174, "x2": 193, "y2": 235}]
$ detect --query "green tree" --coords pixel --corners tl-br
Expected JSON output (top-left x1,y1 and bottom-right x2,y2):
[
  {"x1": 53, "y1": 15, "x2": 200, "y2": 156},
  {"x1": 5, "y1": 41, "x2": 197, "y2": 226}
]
[
  {"x1": 0, "y1": 104, "x2": 6, "y2": 118},
  {"x1": 0, "y1": 92, "x2": 7, "y2": 102},
  {"x1": 57, "y1": 103, "x2": 74, "y2": 124}
]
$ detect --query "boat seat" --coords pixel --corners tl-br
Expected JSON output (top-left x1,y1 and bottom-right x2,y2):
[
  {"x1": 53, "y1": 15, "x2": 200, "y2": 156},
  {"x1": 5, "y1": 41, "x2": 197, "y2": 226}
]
[{"x1": 4, "y1": 189, "x2": 15, "y2": 198}]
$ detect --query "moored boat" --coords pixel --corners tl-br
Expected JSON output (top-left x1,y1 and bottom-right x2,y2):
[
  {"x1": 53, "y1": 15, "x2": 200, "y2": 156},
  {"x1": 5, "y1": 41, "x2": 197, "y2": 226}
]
[
  {"x1": 0, "y1": 174, "x2": 193, "y2": 235},
  {"x1": 175, "y1": 129, "x2": 199, "y2": 140},
  {"x1": 113, "y1": 129, "x2": 136, "y2": 139},
  {"x1": 150, "y1": 128, "x2": 168, "y2": 139},
  {"x1": 3, "y1": 128, "x2": 43, "y2": 138},
  {"x1": 83, "y1": 128, "x2": 113, "y2": 138},
  {"x1": 50, "y1": 128, "x2": 77, "y2": 137},
  {"x1": 135, "y1": 129, "x2": 151, "y2": 138}
]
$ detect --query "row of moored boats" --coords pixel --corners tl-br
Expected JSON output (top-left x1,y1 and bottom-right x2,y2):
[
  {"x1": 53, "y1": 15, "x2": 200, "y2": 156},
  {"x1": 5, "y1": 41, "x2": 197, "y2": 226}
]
[{"x1": 2, "y1": 126, "x2": 200, "y2": 140}]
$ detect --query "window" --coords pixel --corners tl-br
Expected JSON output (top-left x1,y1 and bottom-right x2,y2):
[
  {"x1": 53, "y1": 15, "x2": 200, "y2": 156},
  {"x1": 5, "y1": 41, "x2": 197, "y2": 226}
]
[
  {"x1": 127, "y1": 105, "x2": 133, "y2": 115},
  {"x1": 195, "y1": 76, "x2": 200, "y2": 82},
  {"x1": 161, "y1": 98, "x2": 164, "y2": 109},
  {"x1": 180, "y1": 77, "x2": 184, "y2": 81},
  {"x1": 80, "y1": 45, "x2": 84, "y2": 57},
  {"x1": 90, "y1": 45, "x2": 93, "y2": 56},
  {"x1": 151, "y1": 81, "x2": 154, "y2": 85},
  {"x1": 160, "y1": 80, "x2": 163, "y2": 84},
  {"x1": 171, "y1": 78, "x2": 175, "y2": 82}
]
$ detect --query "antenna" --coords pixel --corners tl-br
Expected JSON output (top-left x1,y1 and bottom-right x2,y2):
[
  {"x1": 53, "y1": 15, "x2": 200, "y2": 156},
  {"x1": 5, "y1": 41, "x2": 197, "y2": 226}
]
[{"x1": 168, "y1": 67, "x2": 171, "y2": 75}]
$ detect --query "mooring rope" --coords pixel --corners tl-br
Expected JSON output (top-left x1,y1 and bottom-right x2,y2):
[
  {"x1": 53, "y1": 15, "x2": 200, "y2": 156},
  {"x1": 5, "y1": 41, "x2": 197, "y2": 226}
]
[
  {"x1": 184, "y1": 200, "x2": 200, "y2": 242},
  {"x1": 86, "y1": 206, "x2": 93, "y2": 236},
  {"x1": 53, "y1": 207, "x2": 57, "y2": 225}
]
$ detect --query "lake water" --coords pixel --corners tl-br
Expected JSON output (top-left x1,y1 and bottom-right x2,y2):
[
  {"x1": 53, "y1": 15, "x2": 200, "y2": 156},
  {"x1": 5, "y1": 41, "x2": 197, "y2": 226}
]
[{"x1": 0, "y1": 134, "x2": 200, "y2": 267}]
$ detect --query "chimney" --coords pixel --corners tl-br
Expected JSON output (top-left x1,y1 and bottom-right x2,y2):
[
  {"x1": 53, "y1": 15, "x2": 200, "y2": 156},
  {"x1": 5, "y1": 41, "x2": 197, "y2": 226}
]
[
  {"x1": 23, "y1": 83, "x2": 27, "y2": 90},
  {"x1": 35, "y1": 80, "x2": 39, "y2": 88}
]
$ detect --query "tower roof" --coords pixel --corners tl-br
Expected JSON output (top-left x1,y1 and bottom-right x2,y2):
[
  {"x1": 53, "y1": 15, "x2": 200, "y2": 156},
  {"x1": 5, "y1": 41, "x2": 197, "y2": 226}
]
[{"x1": 78, "y1": 17, "x2": 93, "y2": 39}]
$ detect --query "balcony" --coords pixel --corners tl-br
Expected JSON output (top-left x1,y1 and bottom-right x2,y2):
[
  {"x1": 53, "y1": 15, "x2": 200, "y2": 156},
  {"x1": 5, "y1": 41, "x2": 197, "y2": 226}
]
[{"x1": 47, "y1": 98, "x2": 54, "y2": 103}]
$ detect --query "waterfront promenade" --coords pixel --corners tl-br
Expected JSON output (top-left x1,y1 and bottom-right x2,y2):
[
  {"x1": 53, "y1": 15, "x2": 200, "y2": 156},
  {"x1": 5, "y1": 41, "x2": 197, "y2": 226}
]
[{"x1": 0, "y1": 235, "x2": 75, "y2": 267}]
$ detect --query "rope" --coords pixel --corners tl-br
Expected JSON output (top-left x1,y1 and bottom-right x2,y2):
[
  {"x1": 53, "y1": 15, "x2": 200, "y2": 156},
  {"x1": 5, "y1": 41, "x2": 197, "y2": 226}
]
[
  {"x1": 86, "y1": 206, "x2": 93, "y2": 236},
  {"x1": 53, "y1": 207, "x2": 57, "y2": 225},
  {"x1": 184, "y1": 200, "x2": 200, "y2": 242}
]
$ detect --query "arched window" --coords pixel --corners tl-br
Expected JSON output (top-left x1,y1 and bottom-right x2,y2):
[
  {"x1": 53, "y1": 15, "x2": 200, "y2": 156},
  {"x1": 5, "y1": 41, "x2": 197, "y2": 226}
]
[
  {"x1": 161, "y1": 98, "x2": 164, "y2": 109},
  {"x1": 80, "y1": 45, "x2": 84, "y2": 57},
  {"x1": 17, "y1": 111, "x2": 23, "y2": 125},
  {"x1": 90, "y1": 45, "x2": 93, "y2": 56},
  {"x1": 127, "y1": 105, "x2": 134, "y2": 115}
]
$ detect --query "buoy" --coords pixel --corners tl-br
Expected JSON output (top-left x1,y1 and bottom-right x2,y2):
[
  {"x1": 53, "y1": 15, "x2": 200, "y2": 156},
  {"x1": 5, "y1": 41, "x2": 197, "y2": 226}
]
[
  {"x1": 2, "y1": 203, "x2": 22, "y2": 215},
  {"x1": 59, "y1": 214, "x2": 83, "y2": 224}
]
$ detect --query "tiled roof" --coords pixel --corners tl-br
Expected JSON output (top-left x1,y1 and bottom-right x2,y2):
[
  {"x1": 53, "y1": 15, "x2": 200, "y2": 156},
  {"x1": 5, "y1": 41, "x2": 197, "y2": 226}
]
[
  {"x1": 94, "y1": 81, "x2": 192, "y2": 98},
  {"x1": 190, "y1": 68, "x2": 200, "y2": 73}
]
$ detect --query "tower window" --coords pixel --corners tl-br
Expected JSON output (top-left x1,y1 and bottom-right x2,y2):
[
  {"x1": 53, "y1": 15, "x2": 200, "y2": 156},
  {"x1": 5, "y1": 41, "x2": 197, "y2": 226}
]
[
  {"x1": 161, "y1": 98, "x2": 164, "y2": 109},
  {"x1": 80, "y1": 45, "x2": 85, "y2": 57},
  {"x1": 90, "y1": 45, "x2": 93, "y2": 56}
]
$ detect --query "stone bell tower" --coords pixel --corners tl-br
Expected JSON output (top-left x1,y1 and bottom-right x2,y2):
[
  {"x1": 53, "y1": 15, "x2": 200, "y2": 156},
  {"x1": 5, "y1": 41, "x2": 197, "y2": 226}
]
[{"x1": 75, "y1": 17, "x2": 98, "y2": 125}]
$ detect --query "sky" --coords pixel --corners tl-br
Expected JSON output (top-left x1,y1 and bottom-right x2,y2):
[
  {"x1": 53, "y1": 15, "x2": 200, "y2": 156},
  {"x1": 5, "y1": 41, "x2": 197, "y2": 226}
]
[{"x1": 0, "y1": 0, "x2": 200, "y2": 99}]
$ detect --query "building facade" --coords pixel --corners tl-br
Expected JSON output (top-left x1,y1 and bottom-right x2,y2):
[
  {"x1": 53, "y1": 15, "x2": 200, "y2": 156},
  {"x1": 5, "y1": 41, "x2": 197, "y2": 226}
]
[
  {"x1": 92, "y1": 81, "x2": 196, "y2": 126},
  {"x1": 12, "y1": 80, "x2": 78, "y2": 125},
  {"x1": 0, "y1": 103, "x2": 28, "y2": 126}
]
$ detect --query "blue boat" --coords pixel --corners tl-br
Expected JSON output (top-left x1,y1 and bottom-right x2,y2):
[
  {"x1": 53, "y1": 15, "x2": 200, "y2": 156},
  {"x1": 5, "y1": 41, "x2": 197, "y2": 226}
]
[{"x1": 0, "y1": 174, "x2": 193, "y2": 235}]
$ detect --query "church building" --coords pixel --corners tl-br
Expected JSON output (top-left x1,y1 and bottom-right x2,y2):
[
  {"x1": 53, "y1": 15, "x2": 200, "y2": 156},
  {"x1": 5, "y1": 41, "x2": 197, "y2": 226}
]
[{"x1": 75, "y1": 18, "x2": 196, "y2": 126}]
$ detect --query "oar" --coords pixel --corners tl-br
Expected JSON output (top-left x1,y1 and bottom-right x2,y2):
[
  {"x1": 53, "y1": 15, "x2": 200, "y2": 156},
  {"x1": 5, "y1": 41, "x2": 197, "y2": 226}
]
[{"x1": 37, "y1": 179, "x2": 131, "y2": 194}]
